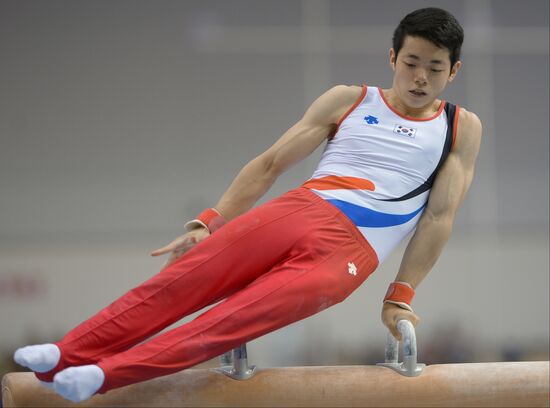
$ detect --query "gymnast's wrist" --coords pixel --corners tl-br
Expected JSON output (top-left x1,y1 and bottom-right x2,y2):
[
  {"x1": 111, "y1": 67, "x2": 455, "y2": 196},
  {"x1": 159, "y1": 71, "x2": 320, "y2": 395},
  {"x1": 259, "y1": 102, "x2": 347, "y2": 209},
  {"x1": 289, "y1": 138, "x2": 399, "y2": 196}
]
[
  {"x1": 383, "y1": 281, "x2": 415, "y2": 313},
  {"x1": 184, "y1": 208, "x2": 227, "y2": 234}
]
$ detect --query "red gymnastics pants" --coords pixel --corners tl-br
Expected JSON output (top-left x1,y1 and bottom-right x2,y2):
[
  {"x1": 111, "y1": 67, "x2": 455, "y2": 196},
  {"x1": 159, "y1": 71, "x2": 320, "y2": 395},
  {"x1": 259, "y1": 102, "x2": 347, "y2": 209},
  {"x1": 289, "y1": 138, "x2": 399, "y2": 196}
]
[{"x1": 35, "y1": 186, "x2": 379, "y2": 393}]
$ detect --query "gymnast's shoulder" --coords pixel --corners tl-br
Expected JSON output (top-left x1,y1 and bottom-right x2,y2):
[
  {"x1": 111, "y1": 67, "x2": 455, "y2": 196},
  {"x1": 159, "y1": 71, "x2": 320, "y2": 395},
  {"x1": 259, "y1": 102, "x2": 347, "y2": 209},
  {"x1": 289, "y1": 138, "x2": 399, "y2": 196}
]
[
  {"x1": 308, "y1": 85, "x2": 364, "y2": 125},
  {"x1": 323, "y1": 84, "x2": 364, "y2": 105},
  {"x1": 454, "y1": 106, "x2": 482, "y2": 149}
]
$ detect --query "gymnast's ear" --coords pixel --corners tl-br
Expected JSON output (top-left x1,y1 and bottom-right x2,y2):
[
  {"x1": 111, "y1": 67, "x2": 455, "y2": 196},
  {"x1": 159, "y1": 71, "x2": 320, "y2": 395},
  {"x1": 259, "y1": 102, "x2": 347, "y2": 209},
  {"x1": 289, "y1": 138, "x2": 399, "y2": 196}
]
[
  {"x1": 389, "y1": 48, "x2": 397, "y2": 71},
  {"x1": 448, "y1": 60, "x2": 462, "y2": 82}
]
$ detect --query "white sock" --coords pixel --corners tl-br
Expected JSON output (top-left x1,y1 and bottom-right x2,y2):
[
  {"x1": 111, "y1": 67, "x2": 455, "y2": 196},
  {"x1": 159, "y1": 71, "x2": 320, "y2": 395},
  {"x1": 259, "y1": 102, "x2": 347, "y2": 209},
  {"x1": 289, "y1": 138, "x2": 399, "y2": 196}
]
[
  {"x1": 13, "y1": 344, "x2": 60, "y2": 373},
  {"x1": 53, "y1": 365, "x2": 105, "y2": 403}
]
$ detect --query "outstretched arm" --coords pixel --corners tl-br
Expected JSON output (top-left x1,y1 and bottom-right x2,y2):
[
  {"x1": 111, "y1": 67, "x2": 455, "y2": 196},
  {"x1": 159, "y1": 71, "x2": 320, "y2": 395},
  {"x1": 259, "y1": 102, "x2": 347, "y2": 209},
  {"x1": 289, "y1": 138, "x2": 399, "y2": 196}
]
[
  {"x1": 152, "y1": 85, "x2": 363, "y2": 263},
  {"x1": 213, "y1": 85, "x2": 361, "y2": 222},
  {"x1": 382, "y1": 109, "x2": 482, "y2": 339}
]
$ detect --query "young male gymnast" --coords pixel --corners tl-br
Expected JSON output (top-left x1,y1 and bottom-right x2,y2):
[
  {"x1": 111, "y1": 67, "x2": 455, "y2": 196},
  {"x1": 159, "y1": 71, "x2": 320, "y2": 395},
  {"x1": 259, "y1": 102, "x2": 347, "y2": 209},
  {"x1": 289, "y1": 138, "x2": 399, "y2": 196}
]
[{"x1": 14, "y1": 7, "x2": 482, "y2": 402}]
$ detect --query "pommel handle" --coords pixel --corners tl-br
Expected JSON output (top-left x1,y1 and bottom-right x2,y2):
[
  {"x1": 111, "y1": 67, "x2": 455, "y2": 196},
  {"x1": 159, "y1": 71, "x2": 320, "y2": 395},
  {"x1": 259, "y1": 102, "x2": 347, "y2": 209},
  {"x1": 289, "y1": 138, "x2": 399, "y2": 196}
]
[
  {"x1": 216, "y1": 344, "x2": 257, "y2": 380},
  {"x1": 377, "y1": 319, "x2": 425, "y2": 377}
]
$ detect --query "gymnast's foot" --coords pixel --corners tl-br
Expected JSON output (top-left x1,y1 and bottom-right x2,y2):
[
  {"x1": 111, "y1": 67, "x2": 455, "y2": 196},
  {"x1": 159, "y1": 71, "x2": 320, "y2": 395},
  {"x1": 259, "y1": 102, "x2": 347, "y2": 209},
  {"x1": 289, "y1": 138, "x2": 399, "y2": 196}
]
[
  {"x1": 13, "y1": 344, "x2": 60, "y2": 373},
  {"x1": 53, "y1": 365, "x2": 105, "y2": 402}
]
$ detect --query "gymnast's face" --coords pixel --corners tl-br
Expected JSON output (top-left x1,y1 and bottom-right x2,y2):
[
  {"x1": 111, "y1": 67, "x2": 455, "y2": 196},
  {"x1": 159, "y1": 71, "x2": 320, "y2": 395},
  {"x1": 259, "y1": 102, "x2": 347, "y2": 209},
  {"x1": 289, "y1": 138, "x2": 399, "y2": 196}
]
[{"x1": 389, "y1": 35, "x2": 461, "y2": 110}]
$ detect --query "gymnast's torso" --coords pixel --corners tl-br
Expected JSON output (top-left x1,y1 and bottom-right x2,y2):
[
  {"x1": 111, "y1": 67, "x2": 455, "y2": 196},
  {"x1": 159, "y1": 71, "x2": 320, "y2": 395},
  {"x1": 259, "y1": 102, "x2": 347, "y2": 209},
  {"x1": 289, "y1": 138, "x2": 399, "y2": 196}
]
[{"x1": 302, "y1": 84, "x2": 459, "y2": 263}]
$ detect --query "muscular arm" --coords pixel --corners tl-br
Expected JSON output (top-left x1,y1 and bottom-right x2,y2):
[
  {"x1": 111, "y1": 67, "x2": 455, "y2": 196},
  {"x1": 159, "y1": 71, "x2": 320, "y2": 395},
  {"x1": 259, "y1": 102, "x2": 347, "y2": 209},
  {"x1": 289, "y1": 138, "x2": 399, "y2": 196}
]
[
  {"x1": 394, "y1": 109, "x2": 483, "y2": 288},
  {"x1": 152, "y1": 85, "x2": 362, "y2": 260},
  {"x1": 213, "y1": 85, "x2": 362, "y2": 221}
]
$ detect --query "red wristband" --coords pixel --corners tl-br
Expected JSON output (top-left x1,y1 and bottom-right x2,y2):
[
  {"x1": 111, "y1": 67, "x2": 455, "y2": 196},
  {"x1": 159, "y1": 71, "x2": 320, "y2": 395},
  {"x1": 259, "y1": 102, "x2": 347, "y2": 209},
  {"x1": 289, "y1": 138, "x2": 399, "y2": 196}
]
[
  {"x1": 383, "y1": 282, "x2": 415, "y2": 311},
  {"x1": 184, "y1": 208, "x2": 226, "y2": 233},
  {"x1": 197, "y1": 208, "x2": 221, "y2": 227}
]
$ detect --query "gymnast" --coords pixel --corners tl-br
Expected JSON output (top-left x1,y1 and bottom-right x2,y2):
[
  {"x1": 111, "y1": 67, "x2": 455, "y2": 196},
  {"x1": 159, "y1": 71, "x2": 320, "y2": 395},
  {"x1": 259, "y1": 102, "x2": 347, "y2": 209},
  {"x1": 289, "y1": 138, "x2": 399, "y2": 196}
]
[{"x1": 14, "y1": 7, "x2": 482, "y2": 402}]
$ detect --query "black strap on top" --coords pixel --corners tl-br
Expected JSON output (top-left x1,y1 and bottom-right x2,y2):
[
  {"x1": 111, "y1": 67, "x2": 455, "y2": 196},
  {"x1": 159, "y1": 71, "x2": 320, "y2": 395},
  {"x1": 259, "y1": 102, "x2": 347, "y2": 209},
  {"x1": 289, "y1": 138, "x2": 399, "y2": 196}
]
[{"x1": 381, "y1": 102, "x2": 457, "y2": 202}]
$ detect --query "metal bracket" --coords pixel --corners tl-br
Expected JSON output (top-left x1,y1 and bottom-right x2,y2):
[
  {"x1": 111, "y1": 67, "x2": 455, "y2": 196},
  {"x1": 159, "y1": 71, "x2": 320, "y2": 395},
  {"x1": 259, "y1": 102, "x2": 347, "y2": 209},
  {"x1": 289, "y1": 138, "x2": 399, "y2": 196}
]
[
  {"x1": 377, "y1": 319, "x2": 425, "y2": 377},
  {"x1": 216, "y1": 344, "x2": 257, "y2": 380}
]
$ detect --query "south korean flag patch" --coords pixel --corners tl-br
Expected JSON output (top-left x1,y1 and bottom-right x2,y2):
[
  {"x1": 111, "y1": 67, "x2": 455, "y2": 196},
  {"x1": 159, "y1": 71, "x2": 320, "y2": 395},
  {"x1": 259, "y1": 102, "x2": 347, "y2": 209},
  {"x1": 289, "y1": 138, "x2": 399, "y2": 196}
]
[{"x1": 394, "y1": 124, "x2": 417, "y2": 138}]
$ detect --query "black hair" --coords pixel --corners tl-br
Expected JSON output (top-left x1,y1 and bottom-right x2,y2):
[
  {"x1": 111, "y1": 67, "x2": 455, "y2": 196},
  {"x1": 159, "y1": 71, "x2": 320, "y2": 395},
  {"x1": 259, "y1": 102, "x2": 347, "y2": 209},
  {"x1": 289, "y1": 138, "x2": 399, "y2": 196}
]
[{"x1": 392, "y1": 7, "x2": 464, "y2": 69}]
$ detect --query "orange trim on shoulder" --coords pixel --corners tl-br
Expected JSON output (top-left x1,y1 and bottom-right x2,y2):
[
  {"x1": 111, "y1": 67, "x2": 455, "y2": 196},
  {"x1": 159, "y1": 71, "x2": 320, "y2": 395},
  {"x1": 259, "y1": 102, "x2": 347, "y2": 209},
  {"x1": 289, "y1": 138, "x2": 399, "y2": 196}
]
[
  {"x1": 451, "y1": 105, "x2": 460, "y2": 149},
  {"x1": 377, "y1": 87, "x2": 445, "y2": 122},
  {"x1": 331, "y1": 84, "x2": 367, "y2": 139}
]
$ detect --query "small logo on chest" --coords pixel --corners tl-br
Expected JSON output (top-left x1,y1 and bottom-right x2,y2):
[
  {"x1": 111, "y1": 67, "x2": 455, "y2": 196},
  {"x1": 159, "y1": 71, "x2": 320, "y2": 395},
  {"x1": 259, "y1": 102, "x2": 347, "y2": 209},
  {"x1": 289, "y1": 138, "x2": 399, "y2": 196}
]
[
  {"x1": 364, "y1": 115, "x2": 379, "y2": 125},
  {"x1": 394, "y1": 124, "x2": 417, "y2": 138}
]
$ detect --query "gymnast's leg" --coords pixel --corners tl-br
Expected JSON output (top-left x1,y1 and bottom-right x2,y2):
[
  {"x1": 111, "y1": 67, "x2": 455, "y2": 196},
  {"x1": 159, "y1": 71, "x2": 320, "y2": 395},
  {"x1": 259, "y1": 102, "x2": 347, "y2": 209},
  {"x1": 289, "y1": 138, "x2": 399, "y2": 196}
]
[
  {"x1": 13, "y1": 187, "x2": 319, "y2": 386},
  {"x1": 53, "y1": 193, "x2": 379, "y2": 401}
]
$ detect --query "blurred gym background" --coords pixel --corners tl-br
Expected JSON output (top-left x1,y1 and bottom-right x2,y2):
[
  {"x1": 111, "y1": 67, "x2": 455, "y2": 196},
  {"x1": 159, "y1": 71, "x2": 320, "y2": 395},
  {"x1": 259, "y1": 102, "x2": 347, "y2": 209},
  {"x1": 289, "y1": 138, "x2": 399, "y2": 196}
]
[{"x1": 1, "y1": 0, "x2": 548, "y2": 384}]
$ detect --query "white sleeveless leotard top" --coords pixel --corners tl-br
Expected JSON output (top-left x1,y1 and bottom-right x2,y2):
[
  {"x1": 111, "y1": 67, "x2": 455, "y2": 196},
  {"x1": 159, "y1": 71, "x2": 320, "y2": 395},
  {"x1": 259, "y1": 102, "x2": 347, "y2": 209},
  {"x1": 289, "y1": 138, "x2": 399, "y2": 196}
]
[{"x1": 302, "y1": 85, "x2": 460, "y2": 263}]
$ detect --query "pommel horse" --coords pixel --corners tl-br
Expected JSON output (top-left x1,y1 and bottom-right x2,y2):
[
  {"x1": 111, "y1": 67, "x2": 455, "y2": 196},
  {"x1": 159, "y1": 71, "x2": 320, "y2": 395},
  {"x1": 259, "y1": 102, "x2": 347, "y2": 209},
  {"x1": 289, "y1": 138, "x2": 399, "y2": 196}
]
[{"x1": 3, "y1": 320, "x2": 549, "y2": 407}]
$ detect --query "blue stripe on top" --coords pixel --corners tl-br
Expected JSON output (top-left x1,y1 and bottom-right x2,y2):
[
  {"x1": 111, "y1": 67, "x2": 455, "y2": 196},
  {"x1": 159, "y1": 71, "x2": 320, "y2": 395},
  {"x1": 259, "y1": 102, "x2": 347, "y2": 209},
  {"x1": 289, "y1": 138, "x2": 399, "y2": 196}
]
[{"x1": 327, "y1": 199, "x2": 425, "y2": 228}]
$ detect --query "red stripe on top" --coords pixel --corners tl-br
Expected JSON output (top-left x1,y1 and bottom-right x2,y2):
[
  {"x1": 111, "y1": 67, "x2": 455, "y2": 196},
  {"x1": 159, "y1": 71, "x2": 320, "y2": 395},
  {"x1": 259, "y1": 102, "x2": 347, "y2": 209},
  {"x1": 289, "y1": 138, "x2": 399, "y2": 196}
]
[
  {"x1": 451, "y1": 105, "x2": 460, "y2": 149},
  {"x1": 378, "y1": 87, "x2": 445, "y2": 122},
  {"x1": 302, "y1": 175, "x2": 375, "y2": 191},
  {"x1": 329, "y1": 84, "x2": 368, "y2": 140}
]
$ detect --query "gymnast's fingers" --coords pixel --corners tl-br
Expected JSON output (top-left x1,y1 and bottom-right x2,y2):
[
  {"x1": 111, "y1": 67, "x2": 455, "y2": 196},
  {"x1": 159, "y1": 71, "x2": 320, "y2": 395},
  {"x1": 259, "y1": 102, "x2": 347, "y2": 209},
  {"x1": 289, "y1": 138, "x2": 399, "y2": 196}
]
[
  {"x1": 151, "y1": 246, "x2": 167, "y2": 256},
  {"x1": 150, "y1": 243, "x2": 175, "y2": 257},
  {"x1": 151, "y1": 235, "x2": 188, "y2": 256},
  {"x1": 162, "y1": 239, "x2": 199, "y2": 268}
]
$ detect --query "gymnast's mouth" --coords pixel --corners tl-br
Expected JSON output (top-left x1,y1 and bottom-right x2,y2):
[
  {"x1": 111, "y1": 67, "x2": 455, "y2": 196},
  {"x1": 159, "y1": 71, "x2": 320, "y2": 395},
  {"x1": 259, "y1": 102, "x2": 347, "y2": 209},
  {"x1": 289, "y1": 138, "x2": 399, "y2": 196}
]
[{"x1": 409, "y1": 89, "x2": 427, "y2": 97}]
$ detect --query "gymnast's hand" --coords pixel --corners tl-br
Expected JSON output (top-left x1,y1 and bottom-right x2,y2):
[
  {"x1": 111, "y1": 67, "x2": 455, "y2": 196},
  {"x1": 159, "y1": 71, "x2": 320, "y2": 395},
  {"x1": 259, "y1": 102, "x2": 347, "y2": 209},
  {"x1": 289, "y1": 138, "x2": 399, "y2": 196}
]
[
  {"x1": 150, "y1": 226, "x2": 210, "y2": 268},
  {"x1": 381, "y1": 302, "x2": 420, "y2": 341}
]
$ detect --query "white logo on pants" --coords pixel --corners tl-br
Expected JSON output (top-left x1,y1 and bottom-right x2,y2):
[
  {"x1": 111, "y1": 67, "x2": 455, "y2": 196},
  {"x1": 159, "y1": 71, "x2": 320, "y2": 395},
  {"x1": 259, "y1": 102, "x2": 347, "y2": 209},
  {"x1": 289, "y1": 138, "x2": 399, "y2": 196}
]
[{"x1": 348, "y1": 262, "x2": 357, "y2": 276}]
